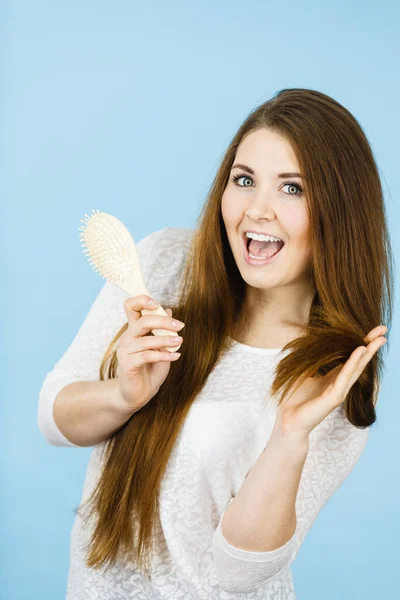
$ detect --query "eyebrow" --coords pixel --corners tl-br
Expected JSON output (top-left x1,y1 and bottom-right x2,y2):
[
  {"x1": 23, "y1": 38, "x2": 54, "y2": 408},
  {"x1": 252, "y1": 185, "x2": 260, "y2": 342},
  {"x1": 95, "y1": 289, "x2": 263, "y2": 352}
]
[{"x1": 231, "y1": 163, "x2": 306, "y2": 179}]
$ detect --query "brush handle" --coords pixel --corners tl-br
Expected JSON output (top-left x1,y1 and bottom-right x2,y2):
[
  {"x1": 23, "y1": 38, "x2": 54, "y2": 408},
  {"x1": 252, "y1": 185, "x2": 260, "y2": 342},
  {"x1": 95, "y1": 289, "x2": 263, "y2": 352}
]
[{"x1": 123, "y1": 278, "x2": 182, "y2": 353}]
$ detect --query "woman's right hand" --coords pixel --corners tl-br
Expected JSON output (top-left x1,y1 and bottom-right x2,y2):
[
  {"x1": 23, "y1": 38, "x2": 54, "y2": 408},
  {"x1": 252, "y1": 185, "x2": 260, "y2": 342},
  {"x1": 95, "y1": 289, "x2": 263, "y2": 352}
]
[{"x1": 115, "y1": 295, "x2": 185, "y2": 413}]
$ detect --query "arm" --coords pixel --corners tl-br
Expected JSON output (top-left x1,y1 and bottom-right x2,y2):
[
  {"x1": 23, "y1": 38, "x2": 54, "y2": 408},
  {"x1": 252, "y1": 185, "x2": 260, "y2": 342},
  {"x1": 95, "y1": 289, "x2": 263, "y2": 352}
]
[
  {"x1": 38, "y1": 227, "x2": 168, "y2": 447},
  {"x1": 212, "y1": 405, "x2": 369, "y2": 593},
  {"x1": 220, "y1": 423, "x2": 309, "y2": 552},
  {"x1": 51, "y1": 378, "x2": 136, "y2": 447}
]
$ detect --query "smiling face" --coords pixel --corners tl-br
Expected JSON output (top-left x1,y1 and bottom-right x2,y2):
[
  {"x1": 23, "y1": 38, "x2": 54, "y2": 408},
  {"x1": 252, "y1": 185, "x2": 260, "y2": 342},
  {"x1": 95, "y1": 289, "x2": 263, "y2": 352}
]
[{"x1": 221, "y1": 127, "x2": 314, "y2": 327}]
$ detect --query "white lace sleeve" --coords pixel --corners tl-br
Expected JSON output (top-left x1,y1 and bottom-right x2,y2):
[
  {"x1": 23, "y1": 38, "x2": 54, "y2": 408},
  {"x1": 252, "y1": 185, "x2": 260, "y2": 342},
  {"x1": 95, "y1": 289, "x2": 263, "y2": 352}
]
[
  {"x1": 213, "y1": 405, "x2": 370, "y2": 593},
  {"x1": 37, "y1": 227, "x2": 168, "y2": 447}
]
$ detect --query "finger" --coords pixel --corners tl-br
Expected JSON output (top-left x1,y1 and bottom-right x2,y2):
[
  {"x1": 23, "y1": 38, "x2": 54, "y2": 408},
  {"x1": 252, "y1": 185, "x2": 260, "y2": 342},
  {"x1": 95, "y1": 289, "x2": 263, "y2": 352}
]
[
  {"x1": 126, "y1": 349, "x2": 181, "y2": 369},
  {"x1": 337, "y1": 337, "x2": 386, "y2": 400},
  {"x1": 124, "y1": 295, "x2": 157, "y2": 328},
  {"x1": 318, "y1": 346, "x2": 369, "y2": 406},
  {"x1": 124, "y1": 333, "x2": 182, "y2": 355},
  {"x1": 357, "y1": 336, "x2": 387, "y2": 365},
  {"x1": 364, "y1": 324, "x2": 387, "y2": 345}
]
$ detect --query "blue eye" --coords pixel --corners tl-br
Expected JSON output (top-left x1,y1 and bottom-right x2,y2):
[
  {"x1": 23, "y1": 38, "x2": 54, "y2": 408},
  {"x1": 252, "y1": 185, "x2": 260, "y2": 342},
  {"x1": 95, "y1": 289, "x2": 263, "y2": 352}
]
[
  {"x1": 281, "y1": 182, "x2": 304, "y2": 196},
  {"x1": 231, "y1": 173, "x2": 253, "y2": 187},
  {"x1": 230, "y1": 172, "x2": 304, "y2": 196}
]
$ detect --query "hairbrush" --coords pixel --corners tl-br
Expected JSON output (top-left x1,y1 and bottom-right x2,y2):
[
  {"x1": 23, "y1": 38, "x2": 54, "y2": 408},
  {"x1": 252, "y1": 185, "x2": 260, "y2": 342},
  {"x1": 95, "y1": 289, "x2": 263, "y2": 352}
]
[{"x1": 78, "y1": 209, "x2": 181, "y2": 353}]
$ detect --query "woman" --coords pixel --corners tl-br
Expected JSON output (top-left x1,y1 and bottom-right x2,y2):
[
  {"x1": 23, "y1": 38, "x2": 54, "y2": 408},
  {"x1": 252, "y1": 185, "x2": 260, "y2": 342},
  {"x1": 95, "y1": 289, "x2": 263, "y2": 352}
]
[{"x1": 39, "y1": 88, "x2": 393, "y2": 599}]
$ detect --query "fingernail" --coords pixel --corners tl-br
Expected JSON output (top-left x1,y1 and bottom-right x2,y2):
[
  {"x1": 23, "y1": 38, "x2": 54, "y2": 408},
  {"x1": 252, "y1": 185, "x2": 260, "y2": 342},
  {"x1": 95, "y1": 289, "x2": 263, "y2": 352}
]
[{"x1": 147, "y1": 298, "x2": 158, "y2": 307}]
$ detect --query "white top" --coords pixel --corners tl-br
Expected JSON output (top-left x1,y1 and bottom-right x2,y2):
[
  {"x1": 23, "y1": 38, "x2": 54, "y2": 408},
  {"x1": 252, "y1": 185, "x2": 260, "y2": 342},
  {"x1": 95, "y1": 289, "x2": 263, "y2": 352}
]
[{"x1": 38, "y1": 226, "x2": 370, "y2": 599}]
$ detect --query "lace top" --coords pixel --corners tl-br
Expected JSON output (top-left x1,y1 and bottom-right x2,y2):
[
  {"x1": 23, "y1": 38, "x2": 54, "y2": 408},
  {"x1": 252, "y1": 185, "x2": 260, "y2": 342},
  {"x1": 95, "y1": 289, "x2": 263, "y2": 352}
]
[{"x1": 38, "y1": 226, "x2": 370, "y2": 599}]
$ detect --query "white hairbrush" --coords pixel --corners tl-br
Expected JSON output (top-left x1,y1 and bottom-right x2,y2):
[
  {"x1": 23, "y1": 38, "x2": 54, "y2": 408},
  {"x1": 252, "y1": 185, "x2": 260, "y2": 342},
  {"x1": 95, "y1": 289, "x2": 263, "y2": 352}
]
[{"x1": 78, "y1": 209, "x2": 182, "y2": 353}]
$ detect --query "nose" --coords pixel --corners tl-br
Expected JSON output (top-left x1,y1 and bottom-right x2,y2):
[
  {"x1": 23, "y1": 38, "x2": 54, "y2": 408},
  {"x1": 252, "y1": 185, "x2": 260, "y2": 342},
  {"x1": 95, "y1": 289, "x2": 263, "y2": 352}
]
[{"x1": 245, "y1": 194, "x2": 277, "y2": 220}]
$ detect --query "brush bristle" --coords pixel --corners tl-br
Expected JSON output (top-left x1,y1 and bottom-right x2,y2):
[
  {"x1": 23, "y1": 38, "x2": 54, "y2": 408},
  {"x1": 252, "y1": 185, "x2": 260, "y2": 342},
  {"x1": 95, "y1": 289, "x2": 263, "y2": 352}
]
[{"x1": 79, "y1": 209, "x2": 140, "y2": 288}]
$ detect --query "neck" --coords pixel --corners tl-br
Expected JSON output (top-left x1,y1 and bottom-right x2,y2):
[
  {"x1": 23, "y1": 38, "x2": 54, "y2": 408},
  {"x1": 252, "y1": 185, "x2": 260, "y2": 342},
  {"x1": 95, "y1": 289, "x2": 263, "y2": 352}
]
[{"x1": 238, "y1": 281, "x2": 316, "y2": 334}]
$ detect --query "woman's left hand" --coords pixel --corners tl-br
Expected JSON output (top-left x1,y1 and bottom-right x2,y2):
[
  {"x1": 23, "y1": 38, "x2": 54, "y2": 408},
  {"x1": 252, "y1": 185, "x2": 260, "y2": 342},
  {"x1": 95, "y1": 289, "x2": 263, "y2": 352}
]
[{"x1": 274, "y1": 325, "x2": 388, "y2": 442}]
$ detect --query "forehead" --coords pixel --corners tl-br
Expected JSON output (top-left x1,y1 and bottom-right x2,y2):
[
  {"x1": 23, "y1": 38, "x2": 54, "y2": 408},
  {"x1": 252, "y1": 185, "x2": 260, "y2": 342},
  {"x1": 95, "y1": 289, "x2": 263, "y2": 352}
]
[{"x1": 236, "y1": 129, "x2": 300, "y2": 173}]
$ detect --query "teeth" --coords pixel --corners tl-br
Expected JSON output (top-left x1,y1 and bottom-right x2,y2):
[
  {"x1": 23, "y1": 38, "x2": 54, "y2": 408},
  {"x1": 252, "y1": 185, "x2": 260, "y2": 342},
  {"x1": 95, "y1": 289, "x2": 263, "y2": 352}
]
[{"x1": 245, "y1": 232, "x2": 282, "y2": 243}]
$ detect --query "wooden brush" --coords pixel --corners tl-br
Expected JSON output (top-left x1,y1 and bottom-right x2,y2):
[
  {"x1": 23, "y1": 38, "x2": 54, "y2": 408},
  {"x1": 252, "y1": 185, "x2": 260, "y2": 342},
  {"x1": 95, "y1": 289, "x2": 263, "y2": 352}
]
[{"x1": 78, "y1": 209, "x2": 181, "y2": 353}]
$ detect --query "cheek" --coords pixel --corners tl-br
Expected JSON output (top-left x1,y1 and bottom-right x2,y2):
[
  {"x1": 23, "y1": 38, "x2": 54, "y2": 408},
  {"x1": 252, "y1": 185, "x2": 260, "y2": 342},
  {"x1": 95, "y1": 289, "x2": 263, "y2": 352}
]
[
  {"x1": 285, "y1": 208, "x2": 309, "y2": 244},
  {"x1": 221, "y1": 191, "x2": 240, "y2": 226}
]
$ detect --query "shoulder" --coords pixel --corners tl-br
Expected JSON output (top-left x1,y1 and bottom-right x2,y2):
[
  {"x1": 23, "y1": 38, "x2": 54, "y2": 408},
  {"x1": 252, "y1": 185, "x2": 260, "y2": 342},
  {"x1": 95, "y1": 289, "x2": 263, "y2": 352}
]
[
  {"x1": 137, "y1": 226, "x2": 195, "y2": 305},
  {"x1": 159, "y1": 226, "x2": 195, "y2": 246},
  {"x1": 137, "y1": 226, "x2": 194, "y2": 251},
  {"x1": 146, "y1": 226, "x2": 195, "y2": 268}
]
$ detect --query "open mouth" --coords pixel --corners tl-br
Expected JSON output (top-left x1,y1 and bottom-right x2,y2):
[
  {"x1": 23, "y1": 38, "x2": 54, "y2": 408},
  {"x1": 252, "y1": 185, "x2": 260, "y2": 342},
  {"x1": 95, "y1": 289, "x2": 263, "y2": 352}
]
[{"x1": 242, "y1": 233, "x2": 285, "y2": 261}]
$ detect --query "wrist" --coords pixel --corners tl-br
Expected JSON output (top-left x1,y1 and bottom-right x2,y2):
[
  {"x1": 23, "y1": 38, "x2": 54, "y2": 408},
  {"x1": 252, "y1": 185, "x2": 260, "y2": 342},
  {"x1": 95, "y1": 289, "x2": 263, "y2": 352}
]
[
  {"x1": 110, "y1": 378, "x2": 138, "y2": 417},
  {"x1": 270, "y1": 416, "x2": 310, "y2": 453}
]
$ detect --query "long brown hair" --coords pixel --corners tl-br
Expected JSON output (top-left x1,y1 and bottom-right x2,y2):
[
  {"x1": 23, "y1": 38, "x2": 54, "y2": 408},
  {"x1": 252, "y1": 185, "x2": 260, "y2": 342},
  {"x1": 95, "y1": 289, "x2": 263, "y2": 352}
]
[{"x1": 74, "y1": 88, "x2": 395, "y2": 579}]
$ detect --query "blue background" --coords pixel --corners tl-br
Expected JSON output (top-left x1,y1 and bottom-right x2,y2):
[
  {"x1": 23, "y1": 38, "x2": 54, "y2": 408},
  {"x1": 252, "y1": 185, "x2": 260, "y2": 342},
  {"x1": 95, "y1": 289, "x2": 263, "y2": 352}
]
[{"x1": 1, "y1": 1, "x2": 399, "y2": 598}]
